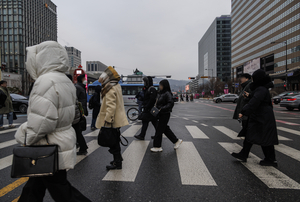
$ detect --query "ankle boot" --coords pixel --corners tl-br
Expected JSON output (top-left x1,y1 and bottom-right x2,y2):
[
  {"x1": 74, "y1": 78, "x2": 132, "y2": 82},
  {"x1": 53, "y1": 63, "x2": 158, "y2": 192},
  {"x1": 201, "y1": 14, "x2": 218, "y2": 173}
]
[
  {"x1": 107, "y1": 154, "x2": 123, "y2": 170},
  {"x1": 110, "y1": 156, "x2": 123, "y2": 165}
]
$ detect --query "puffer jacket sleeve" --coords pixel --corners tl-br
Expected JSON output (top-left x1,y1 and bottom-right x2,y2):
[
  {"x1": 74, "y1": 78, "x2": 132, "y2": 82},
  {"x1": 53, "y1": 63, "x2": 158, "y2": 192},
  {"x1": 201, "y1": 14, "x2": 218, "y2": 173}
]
[
  {"x1": 104, "y1": 88, "x2": 117, "y2": 123},
  {"x1": 160, "y1": 92, "x2": 174, "y2": 112},
  {"x1": 15, "y1": 80, "x2": 59, "y2": 145}
]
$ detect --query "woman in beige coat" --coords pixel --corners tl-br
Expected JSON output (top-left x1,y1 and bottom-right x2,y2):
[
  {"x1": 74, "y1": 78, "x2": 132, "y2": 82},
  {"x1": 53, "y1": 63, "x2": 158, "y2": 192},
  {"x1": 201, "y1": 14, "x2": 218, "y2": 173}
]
[{"x1": 96, "y1": 66, "x2": 128, "y2": 170}]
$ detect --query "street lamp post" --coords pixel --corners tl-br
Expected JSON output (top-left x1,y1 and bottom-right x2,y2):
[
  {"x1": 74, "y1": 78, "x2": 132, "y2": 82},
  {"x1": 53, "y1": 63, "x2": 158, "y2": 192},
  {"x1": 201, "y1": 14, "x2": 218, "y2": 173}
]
[
  {"x1": 271, "y1": 40, "x2": 288, "y2": 90},
  {"x1": 205, "y1": 68, "x2": 214, "y2": 97}
]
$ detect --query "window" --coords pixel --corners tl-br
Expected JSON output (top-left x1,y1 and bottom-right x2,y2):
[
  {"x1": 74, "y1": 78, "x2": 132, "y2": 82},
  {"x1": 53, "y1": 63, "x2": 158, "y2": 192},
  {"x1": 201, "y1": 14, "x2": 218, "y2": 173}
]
[
  {"x1": 91, "y1": 64, "x2": 94, "y2": 71},
  {"x1": 88, "y1": 64, "x2": 90, "y2": 71}
]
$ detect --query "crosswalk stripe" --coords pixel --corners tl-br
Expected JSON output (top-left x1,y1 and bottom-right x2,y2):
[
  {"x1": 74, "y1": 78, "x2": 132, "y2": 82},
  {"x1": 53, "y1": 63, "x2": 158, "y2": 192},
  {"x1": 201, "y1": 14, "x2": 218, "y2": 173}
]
[
  {"x1": 277, "y1": 135, "x2": 292, "y2": 141},
  {"x1": 277, "y1": 127, "x2": 300, "y2": 136},
  {"x1": 275, "y1": 144, "x2": 300, "y2": 162},
  {"x1": 0, "y1": 155, "x2": 13, "y2": 171},
  {"x1": 176, "y1": 142, "x2": 217, "y2": 186},
  {"x1": 75, "y1": 140, "x2": 100, "y2": 164},
  {"x1": 122, "y1": 125, "x2": 142, "y2": 137},
  {"x1": 185, "y1": 126, "x2": 209, "y2": 139},
  {"x1": 0, "y1": 128, "x2": 18, "y2": 135},
  {"x1": 0, "y1": 140, "x2": 17, "y2": 149},
  {"x1": 1, "y1": 124, "x2": 21, "y2": 128},
  {"x1": 276, "y1": 120, "x2": 300, "y2": 126},
  {"x1": 192, "y1": 120, "x2": 198, "y2": 123},
  {"x1": 201, "y1": 124, "x2": 208, "y2": 127},
  {"x1": 213, "y1": 126, "x2": 240, "y2": 140},
  {"x1": 83, "y1": 130, "x2": 99, "y2": 137},
  {"x1": 102, "y1": 140, "x2": 149, "y2": 182},
  {"x1": 183, "y1": 118, "x2": 189, "y2": 120},
  {"x1": 219, "y1": 142, "x2": 300, "y2": 189}
]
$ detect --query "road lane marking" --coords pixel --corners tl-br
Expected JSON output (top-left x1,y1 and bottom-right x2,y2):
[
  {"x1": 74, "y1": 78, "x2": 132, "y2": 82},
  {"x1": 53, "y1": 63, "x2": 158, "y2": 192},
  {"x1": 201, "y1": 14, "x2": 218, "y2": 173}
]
[
  {"x1": 277, "y1": 127, "x2": 300, "y2": 136},
  {"x1": 201, "y1": 124, "x2": 208, "y2": 127},
  {"x1": 75, "y1": 140, "x2": 100, "y2": 164},
  {"x1": 277, "y1": 135, "x2": 292, "y2": 141},
  {"x1": 0, "y1": 178, "x2": 28, "y2": 197},
  {"x1": 12, "y1": 196, "x2": 20, "y2": 202},
  {"x1": 0, "y1": 155, "x2": 13, "y2": 171},
  {"x1": 213, "y1": 126, "x2": 240, "y2": 140},
  {"x1": 83, "y1": 130, "x2": 99, "y2": 137},
  {"x1": 0, "y1": 139, "x2": 17, "y2": 149},
  {"x1": 0, "y1": 128, "x2": 18, "y2": 135},
  {"x1": 183, "y1": 118, "x2": 189, "y2": 120},
  {"x1": 275, "y1": 144, "x2": 300, "y2": 162},
  {"x1": 185, "y1": 126, "x2": 209, "y2": 139},
  {"x1": 192, "y1": 120, "x2": 198, "y2": 123},
  {"x1": 122, "y1": 125, "x2": 142, "y2": 137},
  {"x1": 219, "y1": 142, "x2": 300, "y2": 189},
  {"x1": 176, "y1": 142, "x2": 217, "y2": 186},
  {"x1": 276, "y1": 120, "x2": 300, "y2": 126},
  {"x1": 1, "y1": 124, "x2": 20, "y2": 128},
  {"x1": 103, "y1": 140, "x2": 149, "y2": 182}
]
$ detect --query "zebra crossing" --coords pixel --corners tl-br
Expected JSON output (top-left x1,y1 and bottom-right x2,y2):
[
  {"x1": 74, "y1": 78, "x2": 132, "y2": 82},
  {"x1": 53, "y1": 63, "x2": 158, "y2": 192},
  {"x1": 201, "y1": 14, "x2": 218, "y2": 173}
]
[{"x1": 0, "y1": 122, "x2": 300, "y2": 201}]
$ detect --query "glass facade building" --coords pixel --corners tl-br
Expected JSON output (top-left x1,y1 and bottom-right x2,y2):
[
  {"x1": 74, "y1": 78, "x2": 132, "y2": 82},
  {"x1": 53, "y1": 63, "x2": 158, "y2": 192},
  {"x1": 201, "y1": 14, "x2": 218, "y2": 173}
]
[
  {"x1": 231, "y1": 0, "x2": 300, "y2": 90},
  {"x1": 198, "y1": 15, "x2": 231, "y2": 82},
  {"x1": 0, "y1": 0, "x2": 57, "y2": 94},
  {"x1": 65, "y1": 46, "x2": 81, "y2": 70}
]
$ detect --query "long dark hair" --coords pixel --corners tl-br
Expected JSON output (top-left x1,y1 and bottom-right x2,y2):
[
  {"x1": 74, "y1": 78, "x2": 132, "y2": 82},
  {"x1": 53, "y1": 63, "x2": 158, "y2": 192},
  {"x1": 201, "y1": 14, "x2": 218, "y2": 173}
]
[{"x1": 159, "y1": 79, "x2": 171, "y2": 93}]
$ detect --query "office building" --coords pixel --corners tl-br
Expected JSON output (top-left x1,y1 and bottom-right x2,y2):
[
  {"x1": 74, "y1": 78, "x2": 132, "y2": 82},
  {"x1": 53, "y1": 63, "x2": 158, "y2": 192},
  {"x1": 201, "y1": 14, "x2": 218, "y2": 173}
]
[
  {"x1": 65, "y1": 46, "x2": 81, "y2": 70},
  {"x1": 231, "y1": 0, "x2": 300, "y2": 90},
  {"x1": 0, "y1": 0, "x2": 57, "y2": 94},
  {"x1": 198, "y1": 15, "x2": 231, "y2": 82},
  {"x1": 86, "y1": 61, "x2": 107, "y2": 73}
]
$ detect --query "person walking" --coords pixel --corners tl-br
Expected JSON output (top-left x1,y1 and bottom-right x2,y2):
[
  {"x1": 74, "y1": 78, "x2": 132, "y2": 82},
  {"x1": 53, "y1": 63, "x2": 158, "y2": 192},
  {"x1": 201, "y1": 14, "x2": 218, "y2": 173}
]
[
  {"x1": 151, "y1": 79, "x2": 183, "y2": 152},
  {"x1": 91, "y1": 85, "x2": 102, "y2": 130},
  {"x1": 180, "y1": 94, "x2": 184, "y2": 102},
  {"x1": 231, "y1": 69, "x2": 279, "y2": 166},
  {"x1": 15, "y1": 41, "x2": 91, "y2": 202},
  {"x1": 135, "y1": 89, "x2": 144, "y2": 115},
  {"x1": 74, "y1": 74, "x2": 89, "y2": 155},
  {"x1": 232, "y1": 73, "x2": 252, "y2": 137},
  {"x1": 0, "y1": 80, "x2": 15, "y2": 129},
  {"x1": 96, "y1": 66, "x2": 129, "y2": 170},
  {"x1": 186, "y1": 94, "x2": 189, "y2": 102},
  {"x1": 134, "y1": 76, "x2": 157, "y2": 140}
]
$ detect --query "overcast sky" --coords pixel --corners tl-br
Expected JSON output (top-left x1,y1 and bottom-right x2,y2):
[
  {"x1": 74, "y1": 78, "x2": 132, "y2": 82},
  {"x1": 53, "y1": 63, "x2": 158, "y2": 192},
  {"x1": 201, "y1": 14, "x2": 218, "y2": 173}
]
[{"x1": 56, "y1": 0, "x2": 231, "y2": 80}]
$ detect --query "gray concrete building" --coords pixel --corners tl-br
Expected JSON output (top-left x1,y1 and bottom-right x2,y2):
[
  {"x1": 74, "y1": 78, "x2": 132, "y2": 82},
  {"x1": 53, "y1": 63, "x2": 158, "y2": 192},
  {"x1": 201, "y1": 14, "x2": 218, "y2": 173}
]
[
  {"x1": 86, "y1": 61, "x2": 107, "y2": 74},
  {"x1": 198, "y1": 15, "x2": 231, "y2": 82},
  {"x1": 65, "y1": 46, "x2": 81, "y2": 70},
  {"x1": 0, "y1": 0, "x2": 57, "y2": 94}
]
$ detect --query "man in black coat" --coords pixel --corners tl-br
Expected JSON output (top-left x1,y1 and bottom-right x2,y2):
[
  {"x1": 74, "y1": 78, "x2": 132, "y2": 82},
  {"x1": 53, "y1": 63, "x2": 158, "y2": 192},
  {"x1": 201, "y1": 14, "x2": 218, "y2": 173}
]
[
  {"x1": 134, "y1": 76, "x2": 157, "y2": 140},
  {"x1": 91, "y1": 85, "x2": 101, "y2": 130},
  {"x1": 231, "y1": 69, "x2": 278, "y2": 166},
  {"x1": 233, "y1": 73, "x2": 252, "y2": 137}
]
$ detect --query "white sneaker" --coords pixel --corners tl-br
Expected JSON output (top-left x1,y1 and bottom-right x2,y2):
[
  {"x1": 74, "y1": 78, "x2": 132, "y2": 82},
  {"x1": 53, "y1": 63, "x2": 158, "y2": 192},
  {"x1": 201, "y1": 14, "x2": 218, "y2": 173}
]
[
  {"x1": 174, "y1": 139, "x2": 183, "y2": 150},
  {"x1": 150, "y1": 147, "x2": 163, "y2": 152}
]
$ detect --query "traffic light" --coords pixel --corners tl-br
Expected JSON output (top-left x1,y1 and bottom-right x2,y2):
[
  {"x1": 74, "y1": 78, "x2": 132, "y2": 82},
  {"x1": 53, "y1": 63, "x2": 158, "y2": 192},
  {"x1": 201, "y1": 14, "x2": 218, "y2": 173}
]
[{"x1": 188, "y1": 77, "x2": 195, "y2": 80}]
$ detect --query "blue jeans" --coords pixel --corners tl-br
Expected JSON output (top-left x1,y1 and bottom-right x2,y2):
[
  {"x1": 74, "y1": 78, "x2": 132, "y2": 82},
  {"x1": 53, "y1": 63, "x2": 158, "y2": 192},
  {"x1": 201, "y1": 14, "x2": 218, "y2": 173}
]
[
  {"x1": 91, "y1": 118, "x2": 96, "y2": 128},
  {"x1": 0, "y1": 112, "x2": 13, "y2": 127}
]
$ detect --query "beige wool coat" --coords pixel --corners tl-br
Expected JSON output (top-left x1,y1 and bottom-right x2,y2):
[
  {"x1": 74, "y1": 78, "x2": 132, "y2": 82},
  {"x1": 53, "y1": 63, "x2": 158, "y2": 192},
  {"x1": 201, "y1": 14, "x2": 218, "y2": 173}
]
[{"x1": 96, "y1": 84, "x2": 129, "y2": 128}]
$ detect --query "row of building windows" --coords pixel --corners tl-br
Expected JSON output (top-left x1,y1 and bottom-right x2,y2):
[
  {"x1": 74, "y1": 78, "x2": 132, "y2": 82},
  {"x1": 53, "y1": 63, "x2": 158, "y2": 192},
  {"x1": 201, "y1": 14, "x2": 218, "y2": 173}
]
[
  {"x1": 217, "y1": 57, "x2": 231, "y2": 61},
  {"x1": 217, "y1": 43, "x2": 231, "y2": 47},
  {"x1": 274, "y1": 45, "x2": 300, "y2": 58},
  {"x1": 217, "y1": 34, "x2": 231, "y2": 38},
  {"x1": 217, "y1": 63, "x2": 231, "y2": 67},
  {"x1": 217, "y1": 52, "x2": 231, "y2": 56},
  {"x1": 217, "y1": 21, "x2": 230, "y2": 24},
  {"x1": 274, "y1": 56, "x2": 300, "y2": 68},
  {"x1": 217, "y1": 25, "x2": 231, "y2": 29},
  {"x1": 1, "y1": 15, "x2": 23, "y2": 21}
]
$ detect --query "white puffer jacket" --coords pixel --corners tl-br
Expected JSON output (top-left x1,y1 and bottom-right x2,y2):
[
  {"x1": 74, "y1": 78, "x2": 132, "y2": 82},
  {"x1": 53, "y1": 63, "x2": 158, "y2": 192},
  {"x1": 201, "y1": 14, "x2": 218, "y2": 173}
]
[{"x1": 15, "y1": 41, "x2": 77, "y2": 170}]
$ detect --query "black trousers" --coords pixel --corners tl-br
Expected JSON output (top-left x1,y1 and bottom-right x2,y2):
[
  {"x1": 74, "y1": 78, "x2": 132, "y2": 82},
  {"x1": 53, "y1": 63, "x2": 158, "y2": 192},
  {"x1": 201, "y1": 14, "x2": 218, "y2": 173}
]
[
  {"x1": 241, "y1": 139, "x2": 276, "y2": 161},
  {"x1": 72, "y1": 123, "x2": 88, "y2": 152},
  {"x1": 108, "y1": 135, "x2": 122, "y2": 162},
  {"x1": 153, "y1": 113, "x2": 178, "y2": 148},
  {"x1": 140, "y1": 118, "x2": 157, "y2": 138},
  {"x1": 18, "y1": 170, "x2": 91, "y2": 202}
]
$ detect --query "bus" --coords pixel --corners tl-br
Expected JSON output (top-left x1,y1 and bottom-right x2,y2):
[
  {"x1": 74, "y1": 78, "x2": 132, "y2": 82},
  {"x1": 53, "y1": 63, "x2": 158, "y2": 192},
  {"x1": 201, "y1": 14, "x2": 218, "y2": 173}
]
[{"x1": 87, "y1": 81, "x2": 159, "y2": 106}]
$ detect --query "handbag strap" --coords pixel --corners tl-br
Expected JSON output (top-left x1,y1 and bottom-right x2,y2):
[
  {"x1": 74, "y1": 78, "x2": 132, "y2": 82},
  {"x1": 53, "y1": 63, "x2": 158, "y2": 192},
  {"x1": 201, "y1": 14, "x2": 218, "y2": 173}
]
[{"x1": 120, "y1": 134, "x2": 128, "y2": 146}]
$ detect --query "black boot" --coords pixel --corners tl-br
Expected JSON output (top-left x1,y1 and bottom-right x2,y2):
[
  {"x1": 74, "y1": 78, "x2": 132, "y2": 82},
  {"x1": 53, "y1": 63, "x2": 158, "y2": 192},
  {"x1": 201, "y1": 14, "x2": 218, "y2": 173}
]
[
  {"x1": 107, "y1": 154, "x2": 123, "y2": 170},
  {"x1": 231, "y1": 152, "x2": 247, "y2": 162},
  {"x1": 134, "y1": 134, "x2": 144, "y2": 140},
  {"x1": 259, "y1": 159, "x2": 278, "y2": 167},
  {"x1": 110, "y1": 156, "x2": 123, "y2": 165}
]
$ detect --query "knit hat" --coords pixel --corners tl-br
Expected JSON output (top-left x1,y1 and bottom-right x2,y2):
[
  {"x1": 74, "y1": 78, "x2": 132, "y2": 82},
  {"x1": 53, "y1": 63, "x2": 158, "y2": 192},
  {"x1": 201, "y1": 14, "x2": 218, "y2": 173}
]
[{"x1": 77, "y1": 74, "x2": 85, "y2": 83}]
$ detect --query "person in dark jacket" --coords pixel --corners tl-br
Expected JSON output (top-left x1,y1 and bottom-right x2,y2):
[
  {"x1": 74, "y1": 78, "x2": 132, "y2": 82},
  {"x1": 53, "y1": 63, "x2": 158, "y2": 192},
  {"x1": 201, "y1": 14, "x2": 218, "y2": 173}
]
[
  {"x1": 91, "y1": 85, "x2": 102, "y2": 130},
  {"x1": 186, "y1": 94, "x2": 189, "y2": 102},
  {"x1": 231, "y1": 69, "x2": 278, "y2": 166},
  {"x1": 73, "y1": 74, "x2": 89, "y2": 155},
  {"x1": 135, "y1": 89, "x2": 144, "y2": 115},
  {"x1": 151, "y1": 80, "x2": 183, "y2": 152},
  {"x1": 233, "y1": 73, "x2": 252, "y2": 137},
  {"x1": 75, "y1": 74, "x2": 88, "y2": 116},
  {"x1": 134, "y1": 76, "x2": 157, "y2": 140}
]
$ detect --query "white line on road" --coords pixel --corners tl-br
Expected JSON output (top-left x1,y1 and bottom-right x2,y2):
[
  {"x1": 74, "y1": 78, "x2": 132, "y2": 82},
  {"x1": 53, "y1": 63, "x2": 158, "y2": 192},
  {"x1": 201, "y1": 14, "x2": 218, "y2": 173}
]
[
  {"x1": 122, "y1": 125, "x2": 142, "y2": 137},
  {"x1": 277, "y1": 127, "x2": 300, "y2": 136},
  {"x1": 183, "y1": 118, "x2": 189, "y2": 120},
  {"x1": 0, "y1": 128, "x2": 18, "y2": 135},
  {"x1": 278, "y1": 135, "x2": 292, "y2": 141},
  {"x1": 219, "y1": 142, "x2": 300, "y2": 190},
  {"x1": 0, "y1": 155, "x2": 12, "y2": 171},
  {"x1": 75, "y1": 140, "x2": 100, "y2": 164},
  {"x1": 192, "y1": 120, "x2": 198, "y2": 123},
  {"x1": 185, "y1": 126, "x2": 209, "y2": 139},
  {"x1": 0, "y1": 139, "x2": 17, "y2": 149},
  {"x1": 213, "y1": 126, "x2": 240, "y2": 140},
  {"x1": 201, "y1": 124, "x2": 208, "y2": 127},
  {"x1": 176, "y1": 142, "x2": 217, "y2": 186},
  {"x1": 102, "y1": 140, "x2": 149, "y2": 182},
  {"x1": 275, "y1": 144, "x2": 300, "y2": 162},
  {"x1": 84, "y1": 130, "x2": 99, "y2": 137}
]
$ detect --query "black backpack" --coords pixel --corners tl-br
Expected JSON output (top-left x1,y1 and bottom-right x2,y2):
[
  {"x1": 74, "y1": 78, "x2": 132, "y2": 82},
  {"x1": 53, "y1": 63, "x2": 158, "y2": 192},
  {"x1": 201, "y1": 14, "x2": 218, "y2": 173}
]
[{"x1": 88, "y1": 95, "x2": 95, "y2": 109}]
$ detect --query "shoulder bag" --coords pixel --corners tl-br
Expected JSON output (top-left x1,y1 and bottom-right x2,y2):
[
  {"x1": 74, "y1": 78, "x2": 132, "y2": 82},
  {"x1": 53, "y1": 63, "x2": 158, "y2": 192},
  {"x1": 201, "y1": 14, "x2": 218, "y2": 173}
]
[
  {"x1": 150, "y1": 98, "x2": 160, "y2": 117},
  {"x1": 98, "y1": 123, "x2": 128, "y2": 147},
  {"x1": 11, "y1": 134, "x2": 58, "y2": 178}
]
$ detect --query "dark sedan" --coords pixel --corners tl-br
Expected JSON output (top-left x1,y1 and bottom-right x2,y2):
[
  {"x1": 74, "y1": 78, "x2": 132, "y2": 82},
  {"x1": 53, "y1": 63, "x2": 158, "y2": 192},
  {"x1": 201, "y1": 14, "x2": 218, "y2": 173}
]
[
  {"x1": 11, "y1": 94, "x2": 28, "y2": 114},
  {"x1": 173, "y1": 94, "x2": 179, "y2": 102}
]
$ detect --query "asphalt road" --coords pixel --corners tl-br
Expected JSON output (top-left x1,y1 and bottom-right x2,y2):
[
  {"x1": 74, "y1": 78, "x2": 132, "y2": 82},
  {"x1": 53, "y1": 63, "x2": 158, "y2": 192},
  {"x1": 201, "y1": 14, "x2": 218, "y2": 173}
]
[{"x1": 0, "y1": 100, "x2": 300, "y2": 202}]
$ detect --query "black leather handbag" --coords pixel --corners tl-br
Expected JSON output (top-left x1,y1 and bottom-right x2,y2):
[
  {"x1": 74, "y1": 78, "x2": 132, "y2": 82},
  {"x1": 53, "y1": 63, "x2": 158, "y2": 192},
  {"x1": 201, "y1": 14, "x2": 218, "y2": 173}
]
[
  {"x1": 11, "y1": 135, "x2": 58, "y2": 178},
  {"x1": 98, "y1": 124, "x2": 128, "y2": 147},
  {"x1": 150, "y1": 98, "x2": 160, "y2": 117}
]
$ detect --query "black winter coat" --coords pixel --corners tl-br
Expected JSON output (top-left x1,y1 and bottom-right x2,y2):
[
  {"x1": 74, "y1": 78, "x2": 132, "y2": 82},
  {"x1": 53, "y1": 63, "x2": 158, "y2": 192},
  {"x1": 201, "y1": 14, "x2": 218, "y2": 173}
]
[
  {"x1": 233, "y1": 80, "x2": 252, "y2": 119},
  {"x1": 241, "y1": 82, "x2": 278, "y2": 146},
  {"x1": 92, "y1": 92, "x2": 101, "y2": 119},
  {"x1": 156, "y1": 91, "x2": 174, "y2": 114},
  {"x1": 143, "y1": 87, "x2": 157, "y2": 112},
  {"x1": 75, "y1": 83, "x2": 88, "y2": 116}
]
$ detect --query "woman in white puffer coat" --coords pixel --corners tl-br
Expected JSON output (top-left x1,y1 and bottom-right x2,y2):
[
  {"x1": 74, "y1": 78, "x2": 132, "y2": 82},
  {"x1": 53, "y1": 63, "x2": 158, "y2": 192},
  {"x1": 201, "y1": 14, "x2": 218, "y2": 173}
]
[{"x1": 15, "y1": 41, "x2": 91, "y2": 202}]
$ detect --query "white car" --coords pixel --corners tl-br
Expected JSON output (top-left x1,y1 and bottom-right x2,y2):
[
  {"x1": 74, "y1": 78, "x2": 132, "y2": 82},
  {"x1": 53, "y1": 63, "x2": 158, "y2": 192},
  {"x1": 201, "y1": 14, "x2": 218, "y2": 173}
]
[{"x1": 213, "y1": 94, "x2": 239, "y2": 103}]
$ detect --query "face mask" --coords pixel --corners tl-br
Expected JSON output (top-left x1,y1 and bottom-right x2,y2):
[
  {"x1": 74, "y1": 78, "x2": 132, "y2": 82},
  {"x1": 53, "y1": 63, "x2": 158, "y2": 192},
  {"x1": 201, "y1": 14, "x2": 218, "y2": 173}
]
[{"x1": 83, "y1": 80, "x2": 87, "y2": 85}]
